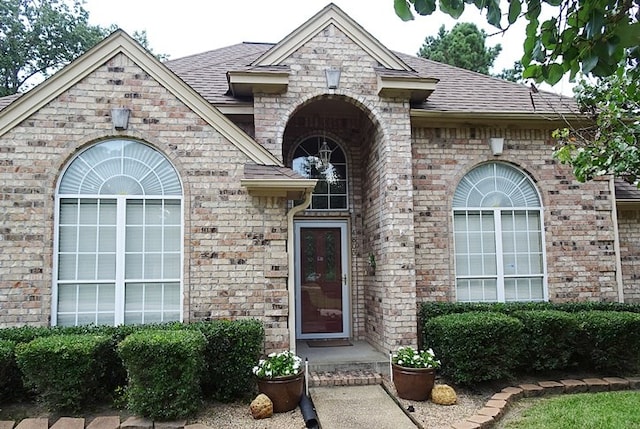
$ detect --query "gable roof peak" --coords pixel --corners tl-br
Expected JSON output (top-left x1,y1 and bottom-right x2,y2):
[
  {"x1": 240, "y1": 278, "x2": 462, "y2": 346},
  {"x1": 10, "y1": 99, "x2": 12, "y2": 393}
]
[{"x1": 252, "y1": 3, "x2": 412, "y2": 71}]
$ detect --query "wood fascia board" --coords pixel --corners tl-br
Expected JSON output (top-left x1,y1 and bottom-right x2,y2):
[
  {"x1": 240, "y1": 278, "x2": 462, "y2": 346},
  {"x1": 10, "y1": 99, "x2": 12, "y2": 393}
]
[
  {"x1": 0, "y1": 31, "x2": 281, "y2": 166},
  {"x1": 252, "y1": 4, "x2": 410, "y2": 71},
  {"x1": 241, "y1": 178, "x2": 318, "y2": 198},
  {"x1": 410, "y1": 109, "x2": 591, "y2": 127},
  {"x1": 377, "y1": 75, "x2": 438, "y2": 101}
]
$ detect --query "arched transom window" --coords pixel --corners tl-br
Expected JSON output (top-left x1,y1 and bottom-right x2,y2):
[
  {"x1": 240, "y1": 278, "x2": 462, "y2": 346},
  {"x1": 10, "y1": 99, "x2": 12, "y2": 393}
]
[
  {"x1": 54, "y1": 139, "x2": 183, "y2": 326},
  {"x1": 452, "y1": 163, "x2": 546, "y2": 302},
  {"x1": 292, "y1": 136, "x2": 348, "y2": 210}
]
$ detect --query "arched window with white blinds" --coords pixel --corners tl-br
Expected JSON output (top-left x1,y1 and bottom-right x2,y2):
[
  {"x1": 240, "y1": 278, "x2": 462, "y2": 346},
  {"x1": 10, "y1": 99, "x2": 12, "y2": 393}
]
[
  {"x1": 452, "y1": 163, "x2": 546, "y2": 302},
  {"x1": 54, "y1": 139, "x2": 183, "y2": 326}
]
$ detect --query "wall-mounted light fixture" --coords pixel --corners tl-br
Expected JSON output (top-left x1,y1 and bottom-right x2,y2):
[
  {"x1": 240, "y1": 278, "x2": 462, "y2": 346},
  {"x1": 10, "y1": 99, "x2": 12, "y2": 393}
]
[
  {"x1": 489, "y1": 137, "x2": 504, "y2": 156},
  {"x1": 111, "y1": 108, "x2": 131, "y2": 130},
  {"x1": 325, "y1": 67, "x2": 341, "y2": 89}
]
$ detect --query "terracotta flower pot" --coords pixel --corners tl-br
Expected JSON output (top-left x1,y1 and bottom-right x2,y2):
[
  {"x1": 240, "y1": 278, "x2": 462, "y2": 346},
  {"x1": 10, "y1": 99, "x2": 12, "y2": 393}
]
[
  {"x1": 256, "y1": 372, "x2": 304, "y2": 413},
  {"x1": 392, "y1": 363, "x2": 436, "y2": 401}
]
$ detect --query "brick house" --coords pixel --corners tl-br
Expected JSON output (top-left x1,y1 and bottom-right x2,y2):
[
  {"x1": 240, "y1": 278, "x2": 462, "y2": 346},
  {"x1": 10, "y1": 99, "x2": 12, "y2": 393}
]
[{"x1": 1, "y1": 4, "x2": 639, "y2": 353}]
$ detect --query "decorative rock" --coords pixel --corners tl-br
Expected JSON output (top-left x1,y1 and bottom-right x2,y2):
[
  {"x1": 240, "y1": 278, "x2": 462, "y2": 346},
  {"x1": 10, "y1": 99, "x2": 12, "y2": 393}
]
[
  {"x1": 431, "y1": 384, "x2": 457, "y2": 405},
  {"x1": 250, "y1": 393, "x2": 273, "y2": 419}
]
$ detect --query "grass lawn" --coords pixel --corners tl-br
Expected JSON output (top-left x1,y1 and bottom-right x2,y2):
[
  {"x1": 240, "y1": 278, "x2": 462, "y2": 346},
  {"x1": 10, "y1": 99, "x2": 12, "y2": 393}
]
[{"x1": 501, "y1": 391, "x2": 640, "y2": 429}]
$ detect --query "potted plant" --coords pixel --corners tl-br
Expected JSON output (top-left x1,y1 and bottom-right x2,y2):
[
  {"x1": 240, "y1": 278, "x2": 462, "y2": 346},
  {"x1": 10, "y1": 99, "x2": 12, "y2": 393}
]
[
  {"x1": 391, "y1": 346, "x2": 441, "y2": 401},
  {"x1": 253, "y1": 350, "x2": 304, "y2": 412}
]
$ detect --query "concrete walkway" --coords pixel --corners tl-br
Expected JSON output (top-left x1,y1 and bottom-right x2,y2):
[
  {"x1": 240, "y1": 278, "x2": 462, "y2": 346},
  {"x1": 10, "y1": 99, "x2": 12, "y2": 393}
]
[{"x1": 310, "y1": 385, "x2": 416, "y2": 429}]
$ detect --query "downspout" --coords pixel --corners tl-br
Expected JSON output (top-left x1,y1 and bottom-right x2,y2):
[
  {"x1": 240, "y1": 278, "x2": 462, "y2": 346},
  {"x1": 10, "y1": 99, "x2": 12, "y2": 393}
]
[
  {"x1": 287, "y1": 190, "x2": 314, "y2": 354},
  {"x1": 610, "y1": 177, "x2": 625, "y2": 303}
]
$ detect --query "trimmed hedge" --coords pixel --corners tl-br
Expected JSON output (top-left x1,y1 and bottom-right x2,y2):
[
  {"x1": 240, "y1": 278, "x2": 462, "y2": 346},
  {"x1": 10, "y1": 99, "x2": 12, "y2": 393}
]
[
  {"x1": 425, "y1": 311, "x2": 524, "y2": 384},
  {"x1": 118, "y1": 329, "x2": 206, "y2": 420},
  {"x1": 15, "y1": 334, "x2": 115, "y2": 412},
  {"x1": 0, "y1": 319, "x2": 265, "y2": 410},
  {"x1": 512, "y1": 310, "x2": 579, "y2": 372},
  {"x1": 189, "y1": 319, "x2": 264, "y2": 401},
  {"x1": 575, "y1": 311, "x2": 640, "y2": 374},
  {"x1": 0, "y1": 340, "x2": 19, "y2": 403},
  {"x1": 419, "y1": 302, "x2": 640, "y2": 383}
]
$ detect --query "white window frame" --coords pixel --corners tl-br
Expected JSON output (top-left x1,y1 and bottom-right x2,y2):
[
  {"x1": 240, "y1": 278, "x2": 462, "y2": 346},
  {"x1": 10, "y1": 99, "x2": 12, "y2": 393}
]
[
  {"x1": 52, "y1": 140, "x2": 184, "y2": 326},
  {"x1": 452, "y1": 163, "x2": 548, "y2": 303}
]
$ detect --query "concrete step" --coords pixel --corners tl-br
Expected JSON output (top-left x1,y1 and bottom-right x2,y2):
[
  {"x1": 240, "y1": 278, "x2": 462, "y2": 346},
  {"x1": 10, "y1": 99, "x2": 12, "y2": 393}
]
[
  {"x1": 309, "y1": 370, "x2": 384, "y2": 387},
  {"x1": 307, "y1": 359, "x2": 390, "y2": 375}
]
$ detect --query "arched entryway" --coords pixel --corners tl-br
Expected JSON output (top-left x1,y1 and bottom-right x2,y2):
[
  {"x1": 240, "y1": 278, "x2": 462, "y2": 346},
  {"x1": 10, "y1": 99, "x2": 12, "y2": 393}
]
[{"x1": 282, "y1": 95, "x2": 383, "y2": 344}]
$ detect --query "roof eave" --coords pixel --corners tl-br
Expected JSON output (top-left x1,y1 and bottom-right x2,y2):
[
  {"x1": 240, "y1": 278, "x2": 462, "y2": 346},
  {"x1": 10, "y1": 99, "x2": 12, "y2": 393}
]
[
  {"x1": 241, "y1": 178, "x2": 318, "y2": 199},
  {"x1": 377, "y1": 75, "x2": 438, "y2": 103},
  {"x1": 410, "y1": 109, "x2": 591, "y2": 127},
  {"x1": 227, "y1": 70, "x2": 290, "y2": 97}
]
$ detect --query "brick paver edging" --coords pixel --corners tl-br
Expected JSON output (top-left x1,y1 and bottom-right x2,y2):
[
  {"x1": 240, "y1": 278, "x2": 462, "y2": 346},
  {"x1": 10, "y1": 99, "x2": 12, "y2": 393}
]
[{"x1": 449, "y1": 376, "x2": 640, "y2": 429}]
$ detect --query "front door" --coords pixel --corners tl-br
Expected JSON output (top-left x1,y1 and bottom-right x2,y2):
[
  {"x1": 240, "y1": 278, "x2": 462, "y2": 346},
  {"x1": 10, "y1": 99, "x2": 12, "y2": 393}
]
[{"x1": 295, "y1": 220, "x2": 349, "y2": 339}]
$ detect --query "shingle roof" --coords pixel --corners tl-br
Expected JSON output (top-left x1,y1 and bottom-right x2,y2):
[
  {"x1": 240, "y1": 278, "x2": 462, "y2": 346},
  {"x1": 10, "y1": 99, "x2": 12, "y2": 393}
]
[
  {"x1": 615, "y1": 179, "x2": 640, "y2": 201},
  {"x1": 398, "y1": 53, "x2": 578, "y2": 115},
  {"x1": 162, "y1": 43, "x2": 578, "y2": 115},
  {"x1": 166, "y1": 42, "x2": 274, "y2": 106},
  {"x1": 0, "y1": 41, "x2": 578, "y2": 116},
  {"x1": 0, "y1": 93, "x2": 22, "y2": 111},
  {"x1": 244, "y1": 163, "x2": 307, "y2": 180}
]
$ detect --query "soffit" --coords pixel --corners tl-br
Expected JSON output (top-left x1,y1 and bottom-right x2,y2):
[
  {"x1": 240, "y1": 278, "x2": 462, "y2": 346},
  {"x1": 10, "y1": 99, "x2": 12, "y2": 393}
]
[{"x1": 242, "y1": 164, "x2": 317, "y2": 199}]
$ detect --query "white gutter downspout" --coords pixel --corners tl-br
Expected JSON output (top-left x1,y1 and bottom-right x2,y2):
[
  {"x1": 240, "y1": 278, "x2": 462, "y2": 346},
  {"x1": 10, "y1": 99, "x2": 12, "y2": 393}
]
[
  {"x1": 611, "y1": 177, "x2": 625, "y2": 303},
  {"x1": 287, "y1": 190, "x2": 314, "y2": 354}
]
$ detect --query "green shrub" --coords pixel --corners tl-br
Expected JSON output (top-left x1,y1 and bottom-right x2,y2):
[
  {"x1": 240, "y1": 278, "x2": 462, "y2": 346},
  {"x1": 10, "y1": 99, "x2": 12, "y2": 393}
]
[
  {"x1": 0, "y1": 340, "x2": 21, "y2": 403},
  {"x1": 418, "y1": 302, "x2": 551, "y2": 346},
  {"x1": 190, "y1": 319, "x2": 264, "y2": 401},
  {"x1": 425, "y1": 311, "x2": 524, "y2": 384},
  {"x1": 512, "y1": 310, "x2": 579, "y2": 372},
  {"x1": 575, "y1": 311, "x2": 640, "y2": 374},
  {"x1": 0, "y1": 325, "x2": 61, "y2": 344},
  {"x1": 14, "y1": 334, "x2": 114, "y2": 412},
  {"x1": 118, "y1": 329, "x2": 206, "y2": 420}
]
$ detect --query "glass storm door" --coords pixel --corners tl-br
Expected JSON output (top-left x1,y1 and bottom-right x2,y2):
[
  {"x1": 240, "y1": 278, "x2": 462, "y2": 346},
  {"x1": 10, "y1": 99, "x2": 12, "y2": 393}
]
[{"x1": 295, "y1": 221, "x2": 349, "y2": 339}]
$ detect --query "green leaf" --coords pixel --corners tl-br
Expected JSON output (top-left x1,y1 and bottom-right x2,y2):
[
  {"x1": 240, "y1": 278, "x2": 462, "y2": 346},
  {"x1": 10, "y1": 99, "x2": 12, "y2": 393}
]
[
  {"x1": 487, "y1": 0, "x2": 502, "y2": 28},
  {"x1": 414, "y1": 0, "x2": 437, "y2": 15},
  {"x1": 546, "y1": 63, "x2": 564, "y2": 85},
  {"x1": 585, "y1": 10, "x2": 604, "y2": 40},
  {"x1": 616, "y1": 22, "x2": 640, "y2": 48},
  {"x1": 525, "y1": 0, "x2": 541, "y2": 19},
  {"x1": 582, "y1": 55, "x2": 598, "y2": 74},
  {"x1": 508, "y1": 0, "x2": 522, "y2": 24},
  {"x1": 440, "y1": 0, "x2": 466, "y2": 19},
  {"x1": 522, "y1": 64, "x2": 542, "y2": 79},
  {"x1": 394, "y1": 0, "x2": 415, "y2": 21}
]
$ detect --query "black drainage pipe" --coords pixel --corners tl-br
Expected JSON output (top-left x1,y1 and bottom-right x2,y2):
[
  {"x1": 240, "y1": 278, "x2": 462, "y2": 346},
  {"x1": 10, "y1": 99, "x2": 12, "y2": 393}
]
[{"x1": 299, "y1": 394, "x2": 319, "y2": 428}]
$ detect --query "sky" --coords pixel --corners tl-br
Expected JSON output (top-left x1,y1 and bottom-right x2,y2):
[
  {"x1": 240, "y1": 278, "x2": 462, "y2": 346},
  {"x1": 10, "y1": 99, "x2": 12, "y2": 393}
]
[{"x1": 83, "y1": 0, "x2": 574, "y2": 95}]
